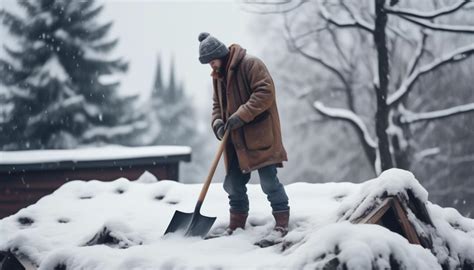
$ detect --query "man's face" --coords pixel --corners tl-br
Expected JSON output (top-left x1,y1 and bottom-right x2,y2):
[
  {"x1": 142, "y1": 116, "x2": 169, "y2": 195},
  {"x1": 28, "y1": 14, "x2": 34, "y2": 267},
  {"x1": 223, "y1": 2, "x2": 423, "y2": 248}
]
[{"x1": 209, "y1": 59, "x2": 222, "y2": 72}]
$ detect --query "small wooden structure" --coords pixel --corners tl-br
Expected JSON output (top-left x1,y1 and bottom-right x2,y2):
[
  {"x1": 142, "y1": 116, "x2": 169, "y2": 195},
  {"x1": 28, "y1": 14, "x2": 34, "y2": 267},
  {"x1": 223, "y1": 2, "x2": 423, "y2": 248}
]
[
  {"x1": 349, "y1": 190, "x2": 434, "y2": 249},
  {"x1": 319, "y1": 189, "x2": 437, "y2": 269},
  {"x1": 355, "y1": 196, "x2": 421, "y2": 245},
  {"x1": 0, "y1": 146, "x2": 191, "y2": 219}
]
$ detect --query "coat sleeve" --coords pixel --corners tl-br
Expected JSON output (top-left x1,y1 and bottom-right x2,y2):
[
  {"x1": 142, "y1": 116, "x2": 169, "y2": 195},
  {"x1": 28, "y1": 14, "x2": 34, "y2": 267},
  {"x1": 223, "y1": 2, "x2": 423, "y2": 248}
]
[
  {"x1": 211, "y1": 81, "x2": 222, "y2": 128},
  {"x1": 235, "y1": 57, "x2": 275, "y2": 123}
]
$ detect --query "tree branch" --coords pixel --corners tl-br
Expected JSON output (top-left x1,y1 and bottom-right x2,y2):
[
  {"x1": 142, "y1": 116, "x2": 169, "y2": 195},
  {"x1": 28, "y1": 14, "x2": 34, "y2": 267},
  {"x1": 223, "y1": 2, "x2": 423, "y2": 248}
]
[
  {"x1": 388, "y1": 43, "x2": 474, "y2": 106},
  {"x1": 339, "y1": 0, "x2": 375, "y2": 33},
  {"x1": 240, "y1": 0, "x2": 309, "y2": 14},
  {"x1": 318, "y1": 1, "x2": 374, "y2": 34},
  {"x1": 283, "y1": 13, "x2": 352, "y2": 92},
  {"x1": 242, "y1": 0, "x2": 292, "y2": 5},
  {"x1": 397, "y1": 15, "x2": 474, "y2": 34},
  {"x1": 0, "y1": 10, "x2": 26, "y2": 36},
  {"x1": 314, "y1": 100, "x2": 378, "y2": 173},
  {"x1": 400, "y1": 102, "x2": 474, "y2": 124},
  {"x1": 386, "y1": 0, "x2": 472, "y2": 19},
  {"x1": 313, "y1": 101, "x2": 377, "y2": 148},
  {"x1": 326, "y1": 26, "x2": 356, "y2": 112},
  {"x1": 385, "y1": 24, "x2": 417, "y2": 47},
  {"x1": 327, "y1": 26, "x2": 351, "y2": 67},
  {"x1": 413, "y1": 147, "x2": 440, "y2": 163},
  {"x1": 405, "y1": 31, "x2": 427, "y2": 78},
  {"x1": 291, "y1": 25, "x2": 328, "y2": 43}
]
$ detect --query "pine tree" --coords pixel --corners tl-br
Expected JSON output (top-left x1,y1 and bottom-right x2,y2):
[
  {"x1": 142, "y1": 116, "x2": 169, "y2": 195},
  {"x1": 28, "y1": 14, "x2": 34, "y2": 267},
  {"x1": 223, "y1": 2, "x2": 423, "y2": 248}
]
[
  {"x1": 148, "y1": 54, "x2": 214, "y2": 182},
  {"x1": 150, "y1": 55, "x2": 196, "y2": 146},
  {"x1": 0, "y1": 0, "x2": 140, "y2": 150}
]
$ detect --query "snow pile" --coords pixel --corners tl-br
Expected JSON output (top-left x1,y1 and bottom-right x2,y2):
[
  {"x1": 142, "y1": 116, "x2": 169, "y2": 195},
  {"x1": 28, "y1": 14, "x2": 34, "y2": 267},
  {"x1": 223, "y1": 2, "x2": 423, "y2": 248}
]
[
  {"x1": 0, "y1": 169, "x2": 472, "y2": 269},
  {"x1": 428, "y1": 204, "x2": 474, "y2": 268},
  {"x1": 337, "y1": 169, "x2": 428, "y2": 222},
  {"x1": 284, "y1": 222, "x2": 439, "y2": 269}
]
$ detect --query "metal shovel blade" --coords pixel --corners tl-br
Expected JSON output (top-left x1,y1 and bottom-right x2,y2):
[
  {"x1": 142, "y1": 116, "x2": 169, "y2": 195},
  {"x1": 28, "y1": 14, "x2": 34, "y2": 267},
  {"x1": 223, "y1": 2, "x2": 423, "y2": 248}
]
[
  {"x1": 165, "y1": 210, "x2": 216, "y2": 238},
  {"x1": 164, "y1": 131, "x2": 229, "y2": 239}
]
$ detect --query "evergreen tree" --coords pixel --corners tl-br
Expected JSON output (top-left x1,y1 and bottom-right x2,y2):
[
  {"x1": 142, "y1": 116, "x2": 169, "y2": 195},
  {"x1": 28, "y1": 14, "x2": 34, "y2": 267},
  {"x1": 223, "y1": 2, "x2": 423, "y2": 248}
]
[
  {"x1": 0, "y1": 0, "x2": 141, "y2": 150},
  {"x1": 150, "y1": 55, "x2": 195, "y2": 146},
  {"x1": 148, "y1": 54, "x2": 212, "y2": 182}
]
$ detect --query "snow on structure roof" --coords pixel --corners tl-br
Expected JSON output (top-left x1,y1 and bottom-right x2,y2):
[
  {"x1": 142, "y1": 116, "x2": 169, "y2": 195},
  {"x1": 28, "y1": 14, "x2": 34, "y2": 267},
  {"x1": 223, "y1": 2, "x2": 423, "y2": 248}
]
[
  {"x1": 0, "y1": 145, "x2": 192, "y2": 173},
  {"x1": 0, "y1": 145, "x2": 192, "y2": 165},
  {"x1": 0, "y1": 169, "x2": 472, "y2": 269}
]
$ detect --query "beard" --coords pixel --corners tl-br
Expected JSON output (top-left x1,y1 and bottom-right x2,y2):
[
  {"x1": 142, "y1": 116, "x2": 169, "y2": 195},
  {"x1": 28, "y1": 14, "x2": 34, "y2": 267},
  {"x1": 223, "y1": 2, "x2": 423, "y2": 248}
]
[{"x1": 213, "y1": 66, "x2": 224, "y2": 75}]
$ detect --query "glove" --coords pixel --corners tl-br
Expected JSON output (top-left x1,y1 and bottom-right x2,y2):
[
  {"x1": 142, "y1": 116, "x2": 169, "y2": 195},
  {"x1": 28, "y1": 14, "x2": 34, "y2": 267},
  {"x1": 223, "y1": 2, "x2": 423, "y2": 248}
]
[
  {"x1": 212, "y1": 119, "x2": 225, "y2": 140},
  {"x1": 224, "y1": 114, "x2": 246, "y2": 131}
]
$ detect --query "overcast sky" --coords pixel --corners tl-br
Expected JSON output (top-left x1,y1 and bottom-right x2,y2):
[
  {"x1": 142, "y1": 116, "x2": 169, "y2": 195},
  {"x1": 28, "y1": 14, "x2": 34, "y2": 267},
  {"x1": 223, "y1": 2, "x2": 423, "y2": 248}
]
[{"x1": 101, "y1": 0, "x2": 261, "y2": 116}]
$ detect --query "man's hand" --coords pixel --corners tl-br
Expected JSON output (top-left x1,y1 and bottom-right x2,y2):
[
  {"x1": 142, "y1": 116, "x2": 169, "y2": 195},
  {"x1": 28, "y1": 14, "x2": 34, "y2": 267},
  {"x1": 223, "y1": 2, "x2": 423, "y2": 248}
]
[
  {"x1": 212, "y1": 119, "x2": 225, "y2": 140},
  {"x1": 225, "y1": 114, "x2": 246, "y2": 131}
]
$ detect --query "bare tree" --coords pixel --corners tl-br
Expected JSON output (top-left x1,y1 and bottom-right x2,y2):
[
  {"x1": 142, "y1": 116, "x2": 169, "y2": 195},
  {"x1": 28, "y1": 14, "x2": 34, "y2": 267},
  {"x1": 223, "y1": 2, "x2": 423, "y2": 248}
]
[{"x1": 242, "y1": 0, "x2": 474, "y2": 175}]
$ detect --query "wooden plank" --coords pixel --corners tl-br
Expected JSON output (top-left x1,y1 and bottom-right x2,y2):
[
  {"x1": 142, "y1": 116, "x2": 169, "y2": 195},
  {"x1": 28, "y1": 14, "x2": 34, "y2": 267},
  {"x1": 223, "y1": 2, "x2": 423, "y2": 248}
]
[
  {"x1": 392, "y1": 197, "x2": 421, "y2": 245},
  {"x1": 357, "y1": 197, "x2": 393, "y2": 224}
]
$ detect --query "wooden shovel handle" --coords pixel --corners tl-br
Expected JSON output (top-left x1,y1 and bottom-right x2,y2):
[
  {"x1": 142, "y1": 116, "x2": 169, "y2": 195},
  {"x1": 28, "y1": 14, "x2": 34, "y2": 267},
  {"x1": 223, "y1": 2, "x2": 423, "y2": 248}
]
[{"x1": 197, "y1": 129, "x2": 230, "y2": 204}]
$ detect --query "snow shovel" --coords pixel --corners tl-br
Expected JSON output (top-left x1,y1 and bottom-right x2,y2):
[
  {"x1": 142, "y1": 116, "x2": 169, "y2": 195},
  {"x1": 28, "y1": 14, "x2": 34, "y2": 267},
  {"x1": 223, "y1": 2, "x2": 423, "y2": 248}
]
[{"x1": 164, "y1": 129, "x2": 230, "y2": 238}]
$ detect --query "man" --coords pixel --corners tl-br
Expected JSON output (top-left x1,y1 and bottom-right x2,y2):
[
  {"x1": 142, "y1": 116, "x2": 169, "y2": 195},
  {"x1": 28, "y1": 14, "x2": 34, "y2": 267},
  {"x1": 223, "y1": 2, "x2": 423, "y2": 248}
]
[{"x1": 198, "y1": 32, "x2": 290, "y2": 241}]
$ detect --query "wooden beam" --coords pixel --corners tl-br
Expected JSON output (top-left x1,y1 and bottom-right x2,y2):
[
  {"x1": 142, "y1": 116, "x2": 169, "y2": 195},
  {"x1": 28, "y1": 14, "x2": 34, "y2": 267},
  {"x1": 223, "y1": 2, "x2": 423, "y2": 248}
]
[
  {"x1": 354, "y1": 196, "x2": 424, "y2": 247},
  {"x1": 358, "y1": 197, "x2": 393, "y2": 224},
  {"x1": 392, "y1": 198, "x2": 422, "y2": 245}
]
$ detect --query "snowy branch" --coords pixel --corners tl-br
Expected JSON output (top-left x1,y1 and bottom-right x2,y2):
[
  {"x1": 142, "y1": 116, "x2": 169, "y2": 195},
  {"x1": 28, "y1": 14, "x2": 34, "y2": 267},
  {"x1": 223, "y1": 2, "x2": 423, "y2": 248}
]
[
  {"x1": 405, "y1": 31, "x2": 427, "y2": 78},
  {"x1": 400, "y1": 103, "x2": 474, "y2": 124},
  {"x1": 397, "y1": 15, "x2": 474, "y2": 34},
  {"x1": 386, "y1": 1, "x2": 472, "y2": 20},
  {"x1": 386, "y1": 24, "x2": 417, "y2": 47},
  {"x1": 27, "y1": 96, "x2": 85, "y2": 126},
  {"x1": 82, "y1": 121, "x2": 147, "y2": 141},
  {"x1": 413, "y1": 147, "x2": 440, "y2": 162},
  {"x1": 388, "y1": 43, "x2": 474, "y2": 106},
  {"x1": 0, "y1": 10, "x2": 26, "y2": 36},
  {"x1": 313, "y1": 101, "x2": 377, "y2": 149},
  {"x1": 318, "y1": 2, "x2": 374, "y2": 34},
  {"x1": 8, "y1": 86, "x2": 33, "y2": 99}
]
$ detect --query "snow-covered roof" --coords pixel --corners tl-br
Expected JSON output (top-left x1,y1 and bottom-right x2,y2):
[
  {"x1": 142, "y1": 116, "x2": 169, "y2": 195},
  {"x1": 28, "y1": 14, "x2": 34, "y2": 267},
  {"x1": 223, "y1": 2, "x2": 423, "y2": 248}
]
[
  {"x1": 0, "y1": 146, "x2": 191, "y2": 172},
  {"x1": 0, "y1": 169, "x2": 472, "y2": 269}
]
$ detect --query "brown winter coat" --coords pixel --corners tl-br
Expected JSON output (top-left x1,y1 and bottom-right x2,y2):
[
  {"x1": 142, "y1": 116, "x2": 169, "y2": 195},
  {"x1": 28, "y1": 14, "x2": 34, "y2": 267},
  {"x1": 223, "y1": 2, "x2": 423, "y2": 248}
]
[{"x1": 211, "y1": 44, "x2": 288, "y2": 173}]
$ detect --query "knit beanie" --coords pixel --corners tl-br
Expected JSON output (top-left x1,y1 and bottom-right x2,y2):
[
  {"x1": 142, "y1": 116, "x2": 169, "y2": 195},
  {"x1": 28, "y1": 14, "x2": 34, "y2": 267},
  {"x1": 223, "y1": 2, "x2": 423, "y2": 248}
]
[{"x1": 198, "y1": 32, "x2": 229, "y2": 64}]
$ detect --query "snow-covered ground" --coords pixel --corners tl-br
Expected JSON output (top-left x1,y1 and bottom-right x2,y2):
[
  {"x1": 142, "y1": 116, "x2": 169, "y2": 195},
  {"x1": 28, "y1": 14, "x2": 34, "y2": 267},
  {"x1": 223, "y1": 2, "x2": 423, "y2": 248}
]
[{"x1": 0, "y1": 169, "x2": 472, "y2": 269}]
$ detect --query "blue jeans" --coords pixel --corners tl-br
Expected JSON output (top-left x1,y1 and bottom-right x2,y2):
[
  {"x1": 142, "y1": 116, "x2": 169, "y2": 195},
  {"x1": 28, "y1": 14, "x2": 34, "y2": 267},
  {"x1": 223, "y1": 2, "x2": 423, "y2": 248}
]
[{"x1": 223, "y1": 147, "x2": 289, "y2": 213}]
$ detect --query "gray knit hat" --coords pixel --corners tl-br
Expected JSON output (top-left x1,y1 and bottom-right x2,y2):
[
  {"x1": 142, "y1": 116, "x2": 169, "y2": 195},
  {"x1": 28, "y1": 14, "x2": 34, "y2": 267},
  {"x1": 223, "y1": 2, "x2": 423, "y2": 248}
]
[{"x1": 198, "y1": 32, "x2": 229, "y2": 64}]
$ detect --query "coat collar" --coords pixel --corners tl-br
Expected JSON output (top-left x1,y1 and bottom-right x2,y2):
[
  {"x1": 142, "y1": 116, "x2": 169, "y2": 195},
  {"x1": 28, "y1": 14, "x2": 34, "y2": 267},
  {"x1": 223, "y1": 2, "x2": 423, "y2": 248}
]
[{"x1": 211, "y1": 44, "x2": 247, "y2": 80}]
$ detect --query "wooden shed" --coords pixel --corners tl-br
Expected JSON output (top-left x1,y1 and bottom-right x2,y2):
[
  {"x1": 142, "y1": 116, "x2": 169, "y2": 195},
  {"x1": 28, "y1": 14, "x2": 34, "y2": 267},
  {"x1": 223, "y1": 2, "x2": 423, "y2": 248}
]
[{"x1": 0, "y1": 145, "x2": 191, "y2": 219}]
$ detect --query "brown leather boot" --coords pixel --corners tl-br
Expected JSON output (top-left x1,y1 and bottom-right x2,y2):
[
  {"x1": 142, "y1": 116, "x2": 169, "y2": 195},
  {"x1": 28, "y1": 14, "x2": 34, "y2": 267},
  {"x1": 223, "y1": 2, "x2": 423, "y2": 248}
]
[
  {"x1": 225, "y1": 210, "x2": 248, "y2": 235},
  {"x1": 254, "y1": 209, "x2": 290, "y2": 247},
  {"x1": 272, "y1": 209, "x2": 290, "y2": 236}
]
